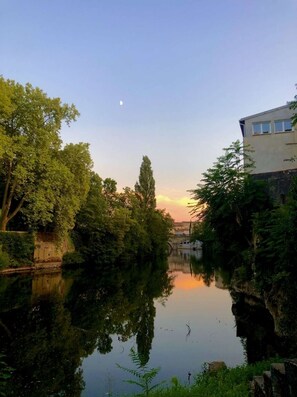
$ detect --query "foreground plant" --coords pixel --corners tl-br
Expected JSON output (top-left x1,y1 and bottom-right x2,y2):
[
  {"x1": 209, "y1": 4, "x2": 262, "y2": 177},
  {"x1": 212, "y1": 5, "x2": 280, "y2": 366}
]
[
  {"x1": 147, "y1": 358, "x2": 283, "y2": 397},
  {"x1": 0, "y1": 353, "x2": 13, "y2": 397},
  {"x1": 117, "y1": 347, "x2": 164, "y2": 396}
]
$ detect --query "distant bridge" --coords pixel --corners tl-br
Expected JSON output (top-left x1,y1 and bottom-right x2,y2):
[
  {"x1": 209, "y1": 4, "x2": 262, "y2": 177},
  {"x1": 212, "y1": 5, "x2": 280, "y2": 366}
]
[{"x1": 168, "y1": 234, "x2": 190, "y2": 250}]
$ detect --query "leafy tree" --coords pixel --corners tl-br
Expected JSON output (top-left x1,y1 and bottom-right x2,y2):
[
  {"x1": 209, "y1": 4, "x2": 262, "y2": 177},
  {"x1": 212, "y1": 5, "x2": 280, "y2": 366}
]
[
  {"x1": 133, "y1": 155, "x2": 173, "y2": 257},
  {"x1": 0, "y1": 77, "x2": 91, "y2": 237},
  {"x1": 191, "y1": 141, "x2": 270, "y2": 258},
  {"x1": 146, "y1": 209, "x2": 173, "y2": 257},
  {"x1": 74, "y1": 173, "x2": 135, "y2": 264},
  {"x1": 290, "y1": 86, "x2": 297, "y2": 127},
  {"x1": 73, "y1": 157, "x2": 172, "y2": 264},
  {"x1": 48, "y1": 142, "x2": 92, "y2": 236},
  {"x1": 254, "y1": 176, "x2": 297, "y2": 288},
  {"x1": 135, "y1": 156, "x2": 156, "y2": 211},
  {"x1": 118, "y1": 187, "x2": 151, "y2": 256}
]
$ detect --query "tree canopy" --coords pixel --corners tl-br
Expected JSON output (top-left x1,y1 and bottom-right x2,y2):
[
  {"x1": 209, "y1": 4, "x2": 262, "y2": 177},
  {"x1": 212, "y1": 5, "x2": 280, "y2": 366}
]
[
  {"x1": 72, "y1": 156, "x2": 173, "y2": 266},
  {"x1": 0, "y1": 77, "x2": 173, "y2": 266},
  {"x1": 290, "y1": 89, "x2": 297, "y2": 127},
  {"x1": 0, "y1": 77, "x2": 92, "y2": 236},
  {"x1": 191, "y1": 140, "x2": 270, "y2": 257},
  {"x1": 135, "y1": 155, "x2": 156, "y2": 211}
]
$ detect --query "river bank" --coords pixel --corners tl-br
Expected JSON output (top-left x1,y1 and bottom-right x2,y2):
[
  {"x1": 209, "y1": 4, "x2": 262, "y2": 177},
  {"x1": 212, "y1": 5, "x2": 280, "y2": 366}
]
[
  {"x1": 115, "y1": 359, "x2": 285, "y2": 397},
  {"x1": 0, "y1": 262, "x2": 62, "y2": 275}
]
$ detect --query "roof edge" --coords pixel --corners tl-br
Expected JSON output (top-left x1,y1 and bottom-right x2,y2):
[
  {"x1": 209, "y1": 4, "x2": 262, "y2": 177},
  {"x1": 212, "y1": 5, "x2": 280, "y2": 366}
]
[{"x1": 239, "y1": 104, "x2": 291, "y2": 122}]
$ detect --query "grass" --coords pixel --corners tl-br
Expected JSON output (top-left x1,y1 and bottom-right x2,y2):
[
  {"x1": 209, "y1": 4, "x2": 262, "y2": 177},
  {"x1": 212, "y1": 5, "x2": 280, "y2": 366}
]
[{"x1": 121, "y1": 358, "x2": 283, "y2": 397}]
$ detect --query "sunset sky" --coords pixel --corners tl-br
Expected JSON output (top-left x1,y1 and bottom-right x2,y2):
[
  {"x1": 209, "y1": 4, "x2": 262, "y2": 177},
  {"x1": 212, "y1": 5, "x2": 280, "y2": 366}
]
[{"x1": 1, "y1": 1, "x2": 297, "y2": 221}]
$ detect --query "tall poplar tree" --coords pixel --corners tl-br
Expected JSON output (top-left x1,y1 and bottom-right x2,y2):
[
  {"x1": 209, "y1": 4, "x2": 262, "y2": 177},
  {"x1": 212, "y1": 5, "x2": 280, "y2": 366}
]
[{"x1": 135, "y1": 155, "x2": 156, "y2": 210}]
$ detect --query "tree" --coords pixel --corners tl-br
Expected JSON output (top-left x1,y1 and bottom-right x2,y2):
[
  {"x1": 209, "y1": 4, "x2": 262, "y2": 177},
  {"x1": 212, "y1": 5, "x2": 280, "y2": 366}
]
[
  {"x1": 73, "y1": 157, "x2": 172, "y2": 264},
  {"x1": 134, "y1": 156, "x2": 174, "y2": 257},
  {"x1": 74, "y1": 173, "x2": 135, "y2": 264},
  {"x1": 135, "y1": 156, "x2": 156, "y2": 211},
  {"x1": 290, "y1": 84, "x2": 297, "y2": 127},
  {"x1": 191, "y1": 141, "x2": 270, "y2": 256},
  {"x1": 50, "y1": 142, "x2": 92, "y2": 236},
  {"x1": 0, "y1": 77, "x2": 91, "y2": 235},
  {"x1": 254, "y1": 176, "x2": 297, "y2": 286}
]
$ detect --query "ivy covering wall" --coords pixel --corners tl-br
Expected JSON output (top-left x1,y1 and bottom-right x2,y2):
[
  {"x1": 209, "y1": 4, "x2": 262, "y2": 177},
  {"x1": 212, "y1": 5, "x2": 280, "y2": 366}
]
[{"x1": 0, "y1": 232, "x2": 34, "y2": 269}]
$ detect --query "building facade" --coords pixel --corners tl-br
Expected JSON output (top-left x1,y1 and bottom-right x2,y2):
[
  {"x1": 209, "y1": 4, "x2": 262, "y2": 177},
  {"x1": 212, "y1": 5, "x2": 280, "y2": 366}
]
[{"x1": 239, "y1": 104, "x2": 297, "y2": 201}]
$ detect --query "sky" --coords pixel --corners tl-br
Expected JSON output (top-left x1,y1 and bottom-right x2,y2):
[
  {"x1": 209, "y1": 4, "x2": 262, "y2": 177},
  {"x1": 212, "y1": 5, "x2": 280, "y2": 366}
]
[{"x1": 1, "y1": 0, "x2": 297, "y2": 221}]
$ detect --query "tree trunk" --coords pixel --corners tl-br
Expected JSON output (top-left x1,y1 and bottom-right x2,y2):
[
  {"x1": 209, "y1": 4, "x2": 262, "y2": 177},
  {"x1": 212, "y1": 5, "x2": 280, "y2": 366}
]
[{"x1": 0, "y1": 216, "x2": 7, "y2": 231}]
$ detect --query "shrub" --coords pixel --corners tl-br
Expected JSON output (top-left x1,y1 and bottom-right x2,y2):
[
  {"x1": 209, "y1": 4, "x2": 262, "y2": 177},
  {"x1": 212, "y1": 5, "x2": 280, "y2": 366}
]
[
  {"x1": 62, "y1": 251, "x2": 84, "y2": 267},
  {"x1": 0, "y1": 247, "x2": 10, "y2": 269},
  {"x1": 0, "y1": 232, "x2": 34, "y2": 267}
]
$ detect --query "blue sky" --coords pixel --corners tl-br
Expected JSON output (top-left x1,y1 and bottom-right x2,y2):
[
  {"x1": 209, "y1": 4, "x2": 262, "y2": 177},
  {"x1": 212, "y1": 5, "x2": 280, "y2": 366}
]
[{"x1": 1, "y1": 0, "x2": 297, "y2": 220}]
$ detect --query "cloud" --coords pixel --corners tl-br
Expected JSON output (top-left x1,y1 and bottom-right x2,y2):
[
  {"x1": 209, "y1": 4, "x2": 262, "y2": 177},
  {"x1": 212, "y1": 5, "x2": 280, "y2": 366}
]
[{"x1": 156, "y1": 195, "x2": 196, "y2": 207}]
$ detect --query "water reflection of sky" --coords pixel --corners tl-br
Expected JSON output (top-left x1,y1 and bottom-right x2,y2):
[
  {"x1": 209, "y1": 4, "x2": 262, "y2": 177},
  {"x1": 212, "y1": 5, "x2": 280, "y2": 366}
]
[{"x1": 82, "y1": 254, "x2": 245, "y2": 397}]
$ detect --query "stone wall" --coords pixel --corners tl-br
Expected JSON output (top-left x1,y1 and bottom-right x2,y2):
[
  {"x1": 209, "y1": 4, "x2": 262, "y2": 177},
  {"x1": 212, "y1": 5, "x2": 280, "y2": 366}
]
[
  {"x1": 34, "y1": 232, "x2": 73, "y2": 264},
  {"x1": 253, "y1": 360, "x2": 297, "y2": 397},
  {"x1": 252, "y1": 169, "x2": 297, "y2": 204}
]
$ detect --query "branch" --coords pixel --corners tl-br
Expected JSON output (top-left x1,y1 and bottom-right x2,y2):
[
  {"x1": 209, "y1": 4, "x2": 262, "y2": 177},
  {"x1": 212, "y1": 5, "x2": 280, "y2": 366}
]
[
  {"x1": 7, "y1": 195, "x2": 26, "y2": 223},
  {"x1": 4, "y1": 177, "x2": 18, "y2": 219},
  {"x1": 1, "y1": 160, "x2": 12, "y2": 211}
]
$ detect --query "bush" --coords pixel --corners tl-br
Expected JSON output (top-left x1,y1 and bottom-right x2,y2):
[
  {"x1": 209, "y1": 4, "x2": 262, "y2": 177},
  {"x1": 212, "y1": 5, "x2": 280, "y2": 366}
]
[
  {"x1": 0, "y1": 353, "x2": 13, "y2": 396},
  {"x1": 0, "y1": 247, "x2": 10, "y2": 269},
  {"x1": 0, "y1": 232, "x2": 34, "y2": 267},
  {"x1": 62, "y1": 251, "x2": 84, "y2": 267},
  {"x1": 147, "y1": 358, "x2": 283, "y2": 397}
]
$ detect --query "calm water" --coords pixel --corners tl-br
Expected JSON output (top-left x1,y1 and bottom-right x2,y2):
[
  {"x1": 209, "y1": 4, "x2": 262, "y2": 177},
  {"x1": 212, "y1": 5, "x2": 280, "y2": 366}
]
[
  {"x1": 3, "y1": 250, "x2": 292, "y2": 397},
  {"x1": 82, "y1": 251, "x2": 245, "y2": 396}
]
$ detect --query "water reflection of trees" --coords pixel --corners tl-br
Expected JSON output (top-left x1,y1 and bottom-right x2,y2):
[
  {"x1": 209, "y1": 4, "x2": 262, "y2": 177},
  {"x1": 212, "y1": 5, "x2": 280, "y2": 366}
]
[
  {"x1": 0, "y1": 291, "x2": 84, "y2": 397},
  {"x1": 65, "y1": 259, "x2": 173, "y2": 363},
  {"x1": 0, "y1": 259, "x2": 173, "y2": 396},
  {"x1": 172, "y1": 249, "x2": 297, "y2": 364},
  {"x1": 192, "y1": 249, "x2": 297, "y2": 364}
]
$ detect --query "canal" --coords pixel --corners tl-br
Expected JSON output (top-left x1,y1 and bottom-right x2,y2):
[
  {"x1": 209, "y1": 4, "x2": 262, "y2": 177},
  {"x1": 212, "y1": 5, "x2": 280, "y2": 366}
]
[
  {"x1": 1, "y1": 249, "x2": 295, "y2": 397},
  {"x1": 82, "y1": 250, "x2": 244, "y2": 396}
]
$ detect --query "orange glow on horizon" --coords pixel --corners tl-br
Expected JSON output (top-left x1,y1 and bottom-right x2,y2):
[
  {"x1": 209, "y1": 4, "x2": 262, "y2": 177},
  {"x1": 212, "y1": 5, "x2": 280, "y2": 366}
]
[
  {"x1": 156, "y1": 195, "x2": 196, "y2": 221},
  {"x1": 172, "y1": 272, "x2": 205, "y2": 290}
]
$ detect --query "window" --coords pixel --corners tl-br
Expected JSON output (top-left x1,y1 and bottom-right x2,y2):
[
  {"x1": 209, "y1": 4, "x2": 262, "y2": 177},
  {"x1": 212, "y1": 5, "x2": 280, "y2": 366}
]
[
  {"x1": 253, "y1": 122, "x2": 271, "y2": 134},
  {"x1": 274, "y1": 119, "x2": 293, "y2": 133}
]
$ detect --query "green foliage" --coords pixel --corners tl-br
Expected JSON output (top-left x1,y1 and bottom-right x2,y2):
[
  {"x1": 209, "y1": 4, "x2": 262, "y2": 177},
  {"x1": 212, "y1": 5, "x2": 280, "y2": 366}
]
[
  {"x1": 191, "y1": 141, "x2": 271, "y2": 262},
  {"x1": 74, "y1": 167, "x2": 173, "y2": 265},
  {"x1": 145, "y1": 359, "x2": 283, "y2": 397},
  {"x1": 73, "y1": 173, "x2": 134, "y2": 264},
  {"x1": 135, "y1": 155, "x2": 156, "y2": 211},
  {"x1": 190, "y1": 221, "x2": 216, "y2": 246},
  {"x1": 189, "y1": 360, "x2": 278, "y2": 397},
  {"x1": 62, "y1": 251, "x2": 84, "y2": 267},
  {"x1": 1, "y1": 294, "x2": 85, "y2": 397},
  {"x1": 170, "y1": 376, "x2": 183, "y2": 391},
  {"x1": 0, "y1": 232, "x2": 34, "y2": 267},
  {"x1": 0, "y1": 77, "x2": 92, "y2": 239},
  {"x1": 0, "y1": 245, "x2": 10, "y2": 269},
  {"x1": 0, "y1": 353, "x2": 13, "y2": 396},
  {"x1": 290, "y1": 87, "x2": 297, "y2": 127},
  {"x1": 117, "y1": 347, "x2": 164, "y2": 396},
  {"x1": 254, "y1": 176, "x2": 297, "y2": 289},
  {"x1": 146, "y1": 210, "x2": 174, "y2": 257},
  {"x1": 190, "y1": 136, "x2": 297, "y2": 297}
]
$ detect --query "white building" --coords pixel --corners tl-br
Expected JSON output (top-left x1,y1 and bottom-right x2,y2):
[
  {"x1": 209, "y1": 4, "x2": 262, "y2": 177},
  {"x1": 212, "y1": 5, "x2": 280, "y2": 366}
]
[
  {"x1": 239, "y1": 104, "x2": 297, "y2": 201},
  {"x1": 239, "y1": 104, "x2": 296, "y2": 175}
]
